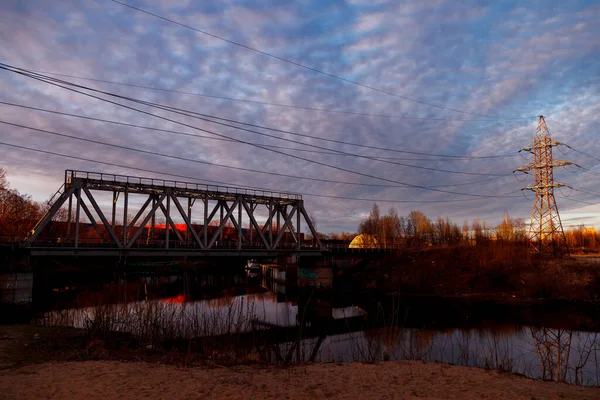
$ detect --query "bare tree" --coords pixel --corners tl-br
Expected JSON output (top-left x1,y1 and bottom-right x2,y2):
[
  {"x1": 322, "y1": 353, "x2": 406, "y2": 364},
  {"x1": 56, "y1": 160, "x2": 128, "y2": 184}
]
[
  {"x1": 407, "y1": 210, "x2": 432, "y2": 247},
  {"x1": 358, "y1": 203, "x2": 381, "y2": 243},
  {"x1": 0, "y1": 169, "x2": 44, "y2": 240}
]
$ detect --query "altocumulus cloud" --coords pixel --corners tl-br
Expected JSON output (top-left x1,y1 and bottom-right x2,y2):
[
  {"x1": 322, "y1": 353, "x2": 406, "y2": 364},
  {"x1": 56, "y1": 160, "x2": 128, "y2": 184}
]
[{"x1": 0, "y1": 0, "x2": 599, "y2": 232}]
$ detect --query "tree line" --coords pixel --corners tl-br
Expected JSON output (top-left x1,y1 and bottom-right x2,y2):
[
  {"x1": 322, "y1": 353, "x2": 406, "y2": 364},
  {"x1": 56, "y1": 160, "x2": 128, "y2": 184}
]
[
  {"x1": 0, "y1": 168, "x2": 71, "y2": 241},
  {"x1": 1, "y1": 170, "x2": 599, "y2": 250},
  {"x1": 356, "y1": 204, "x2": 534, "y2": 249}
]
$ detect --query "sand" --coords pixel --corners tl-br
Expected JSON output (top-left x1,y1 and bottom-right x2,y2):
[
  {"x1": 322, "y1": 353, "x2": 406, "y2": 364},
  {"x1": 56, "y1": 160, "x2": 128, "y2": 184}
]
[{"x1": 1, "y1": 360, "x2": 598, "y2": 400}]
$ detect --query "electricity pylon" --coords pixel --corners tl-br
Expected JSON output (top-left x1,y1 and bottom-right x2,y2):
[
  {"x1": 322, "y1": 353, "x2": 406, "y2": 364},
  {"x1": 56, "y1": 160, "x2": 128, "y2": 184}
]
[{"x1": 514, "y1": 116, "x2": 573, "y2": 256}]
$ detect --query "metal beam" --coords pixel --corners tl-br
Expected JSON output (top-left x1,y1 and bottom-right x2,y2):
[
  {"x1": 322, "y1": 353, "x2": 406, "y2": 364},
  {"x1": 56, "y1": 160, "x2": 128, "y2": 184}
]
[
  {"x1": 158, "y1": 198, "x2": 184, "y2": 244},
  {"x1": 297, "y1": 203, "x2": 301, "y2": 250},
  {"x1": 111, "y1": 191, "x2": 119, "y2": 230},
  {"x1": 25, "y1": 186, "x2": 75, "y2": 245},
  {"x1": 219, "y1": 204, "x2": 224, "y2": 243},
  {"x1": 74, "y1": 188, "x2": 81, "y2": 248},
  {"x1": 201, "y1": 200, "x2": 221, "y2": 247},
  {"x1": 150, "y1": 196, "x2": 156, "y2": 242},
  {"x1": 66, "y1": 193, "x2": 72, "y2": 240},
  {"x1": 76, "y1": 191, "x2": 105, "y2": 241},
  {"x1": 276, "y1": 208, "x2": 281, "y2": 239},
  {"x1": 261, "y1": 202, "x2": 274, "y2": 239},
  {"x1": 122, "y1": 187, "x2": 128, "y2": 245},
  {"x1": 268, "y1": 203, "x2": 273, "y2": 248},
  {"x1": 28, "y1": 247, "x2": 323, "y2": 257},
  {"x1": 170, "y1": 193, "x2": 204, "y2": 248},
  {"x1": 272, "y1": 206, "x2": 297, "y2": 248},
  {"x1": 281, "y1": 206, "x2": 297, "y2": 243},
  {"x1": 82, "y1": 187, "x2": 123, "y2": 248},
  {"x1": 238, "y1": 195, "x2": 242, "y2": 250},
  {"x1": 126, "y1": 193, "x2": 167, "y2": 248},
  {"x1": 203, "y1": 198, "x2": 208, "y2": 247},
  {"x1": 128, "y1": 196, "x2": 152, "y2": 231},
  {"x1": 207, "y1": 197, "x2": 240, "y2": 248},
  {"x1": 242, "y1": 199, "x2": 270, "y2": 249},
  {"x1": 300, "y1": 205, "x2": 324, "y2": 250},
  {"x1": 186, "y1": 197, "x2": 192, "y2": 245},
  {"x1": 222, "y1": 201, "x2": 241, "y2": 233}
]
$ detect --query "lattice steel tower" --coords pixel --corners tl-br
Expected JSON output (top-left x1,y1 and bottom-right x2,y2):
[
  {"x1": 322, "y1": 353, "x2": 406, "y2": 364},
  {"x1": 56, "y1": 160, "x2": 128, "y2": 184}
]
[{"x1": 515, "y1": 116, "x2": 572, "y2": 255}]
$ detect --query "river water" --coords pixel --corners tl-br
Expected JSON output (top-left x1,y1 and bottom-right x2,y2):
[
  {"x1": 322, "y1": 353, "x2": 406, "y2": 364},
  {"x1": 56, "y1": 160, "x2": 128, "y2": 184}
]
[{"x1": 6, "y1": 267, "x2": 600, "y2": 386}]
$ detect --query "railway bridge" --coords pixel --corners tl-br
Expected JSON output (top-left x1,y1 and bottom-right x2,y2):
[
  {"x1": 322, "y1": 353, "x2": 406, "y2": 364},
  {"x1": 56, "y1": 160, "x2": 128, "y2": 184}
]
[{"x1": 21, "y1": 170, "x2": 325, "y2": 257}]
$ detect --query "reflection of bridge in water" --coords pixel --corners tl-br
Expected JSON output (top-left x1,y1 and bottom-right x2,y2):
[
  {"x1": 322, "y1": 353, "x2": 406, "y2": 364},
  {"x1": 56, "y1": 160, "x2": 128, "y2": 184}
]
[
  {"x1": 23, "y1": 170, "x2": 324, "y2": 257},
  {"x1": 31, "y1": 266, "x2": 600, "y2": 384}
]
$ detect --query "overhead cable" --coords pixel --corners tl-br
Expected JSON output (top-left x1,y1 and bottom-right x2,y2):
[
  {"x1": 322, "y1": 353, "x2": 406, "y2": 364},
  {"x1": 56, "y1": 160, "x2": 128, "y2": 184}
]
[
  {"x1": 0, "y1": 141, "x2": 519, "y2": 203},
  {"x1": 0, "y1": 64, "x2": 518, "y2": 197},
  {"x1": 0, "y1": 100, "x2": 508, "y2": 188},
  {"x1": 109, "y1": 0, "x2": 538, "y2": 120}
]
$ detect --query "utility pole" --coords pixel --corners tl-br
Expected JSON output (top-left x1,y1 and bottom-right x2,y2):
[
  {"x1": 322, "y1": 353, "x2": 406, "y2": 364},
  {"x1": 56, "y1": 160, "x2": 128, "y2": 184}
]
[{"x1": 514, "y1": 116, "x2": 573, "y2": 256}]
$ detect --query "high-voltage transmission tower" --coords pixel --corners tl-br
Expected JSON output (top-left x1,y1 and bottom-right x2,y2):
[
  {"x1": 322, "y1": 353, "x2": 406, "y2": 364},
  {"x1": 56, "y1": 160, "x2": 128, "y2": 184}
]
[{"x1": 514, "y1": 116, "x2": 574, "y2": 256}]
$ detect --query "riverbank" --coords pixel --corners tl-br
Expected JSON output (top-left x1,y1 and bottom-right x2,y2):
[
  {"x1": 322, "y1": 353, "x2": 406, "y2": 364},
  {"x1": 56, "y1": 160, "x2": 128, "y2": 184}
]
[
  {"x1": 1, "y1": 359, "x2": 598, "y2": 399},
  {"x1": 2, "y1": 325, "x2": 600, "y2": 399}
]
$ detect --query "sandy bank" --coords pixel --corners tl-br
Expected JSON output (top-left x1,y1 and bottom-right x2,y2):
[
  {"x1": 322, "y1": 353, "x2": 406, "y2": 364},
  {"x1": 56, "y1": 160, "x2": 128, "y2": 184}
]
[{"x1": 1, "y1": 360, "x2": 598, "y2": 400}]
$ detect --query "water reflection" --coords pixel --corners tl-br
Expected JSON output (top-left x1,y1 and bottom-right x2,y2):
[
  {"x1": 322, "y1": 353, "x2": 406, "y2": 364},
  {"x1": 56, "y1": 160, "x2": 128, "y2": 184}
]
[{"x1": 30, "y1": 270, "x2": 600, "y2": 386}]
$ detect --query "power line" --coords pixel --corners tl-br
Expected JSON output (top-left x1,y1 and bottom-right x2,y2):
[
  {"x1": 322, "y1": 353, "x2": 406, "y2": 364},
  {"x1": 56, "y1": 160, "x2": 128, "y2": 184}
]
[
  {"x1": 109, "y1": 0, "x2": 537, "y2": 120},
  {"x1": 142, "y1": 96, "x2": 520, "y2": 161},
  {"x1": 571, "y1": 185, "x2": 600, "y2": 197},
  {"x1": 0, "y1": 99, "x2": 515, "y2": 164},
  {"x1": 560, "y1": 197, "x2": 598, "y2": 207},
  {"x1": 24, "y1": 68, "x2": 525, "y2": 122},
  {"x1": 546, "y1": 118, "x2": 569, "y2": 129},
  {"x1": 0, "y1": 119, "x2": 520, "y2": 198},
  {"x1": 566, "y1": 145, "x2": 600, "y2": 164},
  {"x1": 0, "y1": 100, "x2": 507, "y2": 188},
  {"x1": 545, "y1": 119, "x2": 600, "y2": 162},
  {"x1": 0, "y1": 65, "x2": 518, "y2": 197},
  {"x1": 0, "y1": 141, "x2": 513, "y2": 204},
  {"x1": 22, "y1": 66, "x2": 517, "y2": 175},
  {"x1": 2, "y1": 63, "x2": 518, "y2": 160},
  {"x1": 579, "y1": 166, "x2": 600, "y2": 177}
]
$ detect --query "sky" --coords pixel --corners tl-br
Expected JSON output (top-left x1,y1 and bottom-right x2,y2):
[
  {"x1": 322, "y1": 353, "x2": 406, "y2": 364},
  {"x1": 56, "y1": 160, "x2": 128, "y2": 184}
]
[{"x1": 0, "y1": 0, "x2": 599, "y2": 234}]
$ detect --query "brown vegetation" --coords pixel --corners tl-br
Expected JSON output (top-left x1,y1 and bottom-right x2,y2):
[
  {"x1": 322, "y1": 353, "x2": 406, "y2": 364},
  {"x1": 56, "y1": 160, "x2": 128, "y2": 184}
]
[
  {"x1": 0, "y1": 168, "x2": 70, "y2": 241},
  {"x1": 353, "y1": 203, "x2": 599, "y2": 254},
  {"x1": 341, "y1": 243, "x2": 600, "y2": 303}
]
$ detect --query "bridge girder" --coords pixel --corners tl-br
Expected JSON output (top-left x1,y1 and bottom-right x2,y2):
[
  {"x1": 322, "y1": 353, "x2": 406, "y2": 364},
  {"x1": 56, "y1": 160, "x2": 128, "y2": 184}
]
[{"x1": 24, "y1": 170, "x2": 324, "y2": 253}]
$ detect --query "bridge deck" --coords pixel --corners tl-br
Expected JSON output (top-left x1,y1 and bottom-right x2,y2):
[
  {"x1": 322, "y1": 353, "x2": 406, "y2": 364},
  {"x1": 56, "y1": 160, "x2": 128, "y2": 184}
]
[{"x1": 26, "y1": 247, "x2": 324, "y2": 257}]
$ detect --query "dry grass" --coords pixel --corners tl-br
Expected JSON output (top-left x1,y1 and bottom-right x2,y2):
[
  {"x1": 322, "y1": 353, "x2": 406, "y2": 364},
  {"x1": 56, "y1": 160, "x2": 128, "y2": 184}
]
[{"x1": 366, "y1": 244, "x2": 600, "y2": 302}]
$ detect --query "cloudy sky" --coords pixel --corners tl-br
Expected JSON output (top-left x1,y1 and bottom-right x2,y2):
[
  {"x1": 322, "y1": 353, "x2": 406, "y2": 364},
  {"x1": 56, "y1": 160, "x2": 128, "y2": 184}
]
[{"x1": 1, "y1": 0, "x2": 599, "y2": 234}]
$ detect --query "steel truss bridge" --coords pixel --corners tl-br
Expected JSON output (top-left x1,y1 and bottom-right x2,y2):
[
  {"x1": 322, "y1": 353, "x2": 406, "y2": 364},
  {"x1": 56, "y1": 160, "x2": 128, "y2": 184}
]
[{"x1": 24, "y1": 170, "x2": 324, "y2": 257}]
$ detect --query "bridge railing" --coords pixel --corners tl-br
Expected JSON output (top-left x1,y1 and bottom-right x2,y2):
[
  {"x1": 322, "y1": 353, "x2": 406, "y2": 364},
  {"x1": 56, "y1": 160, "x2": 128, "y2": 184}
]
[{"x1": 66, "y1": 170, "x2": 302, "y2": 200}]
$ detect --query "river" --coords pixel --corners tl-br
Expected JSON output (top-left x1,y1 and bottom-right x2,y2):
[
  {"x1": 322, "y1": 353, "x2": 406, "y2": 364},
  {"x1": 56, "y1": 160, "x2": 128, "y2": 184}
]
[{"x1": 3, "y1": 265, "x2": 600, "y2": 386}]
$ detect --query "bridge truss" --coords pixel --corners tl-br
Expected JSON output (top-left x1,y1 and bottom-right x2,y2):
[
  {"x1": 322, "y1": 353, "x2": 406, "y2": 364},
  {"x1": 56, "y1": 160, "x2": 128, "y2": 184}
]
[{"x1": 24, "y1": 170, "x2": 323, "y2": 256}]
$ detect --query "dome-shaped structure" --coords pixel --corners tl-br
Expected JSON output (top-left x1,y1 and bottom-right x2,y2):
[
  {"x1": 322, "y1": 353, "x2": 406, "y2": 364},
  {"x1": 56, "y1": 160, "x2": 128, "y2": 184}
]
[{"x1": 349, "y1": 234, "x2": 378, "y2": 249}]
